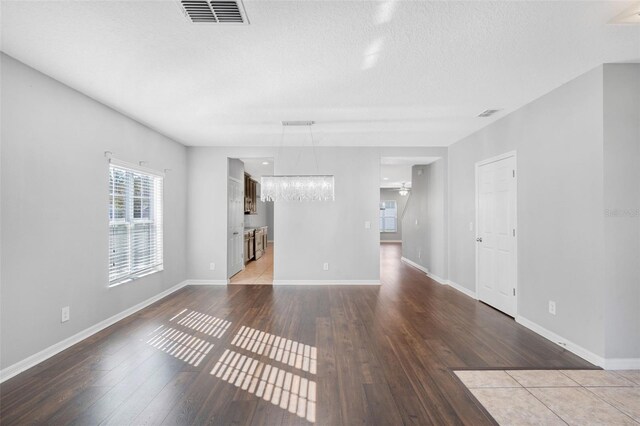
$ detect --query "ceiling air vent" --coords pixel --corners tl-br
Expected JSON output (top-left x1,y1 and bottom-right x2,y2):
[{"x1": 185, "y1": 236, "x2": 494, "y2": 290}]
[
  {"x1": 478, "y1": 109, "x2": 500, "y2": 118},
  {"x1": 178, "y1": 1, "x2": 248, "y2": 24}
]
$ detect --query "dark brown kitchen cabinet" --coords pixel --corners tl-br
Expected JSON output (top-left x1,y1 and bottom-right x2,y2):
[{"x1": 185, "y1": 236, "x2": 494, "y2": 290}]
[
  {"x1": 244, "y1": 173, "x2": 257, "y2": 214},
  {"x1": 244, "y1": 229, "x2": 254, "y2": 264},
  {"x1": 254, "y1": 228, "x2": 264, "y2": 260}
]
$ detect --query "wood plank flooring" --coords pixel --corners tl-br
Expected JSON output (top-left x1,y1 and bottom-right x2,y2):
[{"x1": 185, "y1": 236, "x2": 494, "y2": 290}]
[{"x1": 0, "y1": 243, "x2": 593, "y2": 425}]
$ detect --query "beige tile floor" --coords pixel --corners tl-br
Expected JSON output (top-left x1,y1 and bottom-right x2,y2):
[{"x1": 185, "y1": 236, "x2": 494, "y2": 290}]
[
  {"x1": 229, "y1": 243, "x2": 274, "y2": 284},
  {"x1": 455, "y1": 369, "x2": 640, "y2": 425}
]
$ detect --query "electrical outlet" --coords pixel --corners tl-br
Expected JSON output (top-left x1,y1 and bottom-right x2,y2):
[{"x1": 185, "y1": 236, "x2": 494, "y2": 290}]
[
  {"x1": 61, "y1": 306, "x2": 70, "y2": 323},
  {"x1": 469, "y1": 222, "x2": 474, "y2": 231},
  {"x1": 418, "y1": 248, "x2": 421, "y2": 259},
  {"x1": 209, "y1": 262, "x2": 216, "y2": 271},
  {"x1": 323, "y1": 262, "x2": 329, "y2": 271},
  {"x1": 364, "y1": 221, "x2": 371, "y2": 229},
  {"x1": 548, "y1": 301, "x2": 556, "y2": 316}
]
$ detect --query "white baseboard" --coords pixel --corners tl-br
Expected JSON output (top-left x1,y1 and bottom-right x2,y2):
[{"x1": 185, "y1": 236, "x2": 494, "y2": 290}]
[
  {"x1": 427, "y1": 272, "x2": 447, "y2": 285},
  {"x1": 401, "y1": 257, "x2": 477, "y2": 300},
  {"x1": 515, "y1": 315, "x2": 606, "y2": 368},
  {"x1": 603, "y1": 358, "x2": 640, "y2": 370},
  {"x1": 401, "y1": 257, "x2": 429, "y2": 274},
  {"x1": 445, "y1": 279, "x2": 478, "y2": 299},
  {"x1": 273, "y1": 280, "x2": 380, "y2": 285},
  {"x1": 185, "y1": 279, "x2": 228, "y2": 285},
  {"x1": 0, "y1": 279, "x2": 189, "y2": 383}
]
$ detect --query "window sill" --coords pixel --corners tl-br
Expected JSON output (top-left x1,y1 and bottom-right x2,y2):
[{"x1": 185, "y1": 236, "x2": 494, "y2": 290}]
[{"x1": 109, "y1": 266, "x2": 164, "y2": 288}]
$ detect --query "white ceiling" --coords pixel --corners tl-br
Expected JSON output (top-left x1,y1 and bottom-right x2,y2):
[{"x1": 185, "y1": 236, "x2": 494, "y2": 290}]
[
  {"x1": 2, "y1": 1, "x2": 639, "y2": 147},
  {"x1": 241, "y1": 157, "x2": 273, "y2": 179},
  {"x1": 380, "y1": 156, "x2": 439, "y2": 188}
]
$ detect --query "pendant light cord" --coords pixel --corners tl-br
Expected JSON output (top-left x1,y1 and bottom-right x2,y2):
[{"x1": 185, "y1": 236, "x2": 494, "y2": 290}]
[{"x1": 308, "y1": 125, "x2": 320, "y2": 175}]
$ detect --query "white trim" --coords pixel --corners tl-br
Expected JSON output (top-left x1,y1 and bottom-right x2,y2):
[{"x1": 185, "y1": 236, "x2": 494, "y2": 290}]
[
  {"x1": 109, "y1": 157, "x2": 165, "y2": 177},
  {"x1": 401, "y1": 257, "x2": 478, "y2": 300},
  {"x1": 401, "y1": 256, "x2": 429, "y2": 274},
  {"x1": 475, "y1": 151, "x2": 518, "y2": 317},
  {"x1": 185, "y1": 279, "x2": 228, "y2": 285},
  {"x1": 515, "y1": 315, "x2": 605, "y2": 368},
  {"x1": 446, "y1": 280, "x2": 478, "y2": 299},
  {"x1": 603, "y1": 358, "x2": 640, "y2": 370},
  {"x1": 427, "y1": 272, "x2": 447, "y2": 285},
  {"x1": 273, "y1": 280, "x2": 380, "y2": 286},
  {"x1": 0, "y1": 280, "x2": 189, "y2": 383},
  {"x1": 380, "y1": 240, "x2": 402, "y2": 243}
]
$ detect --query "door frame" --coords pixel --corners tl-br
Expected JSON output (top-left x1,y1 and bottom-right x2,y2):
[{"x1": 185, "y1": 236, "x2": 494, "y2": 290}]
[
  {"x1": 474, "y1": 150, "x2": 518, "y2": 316},
  {"x1": 227, "y1": 175, "x2": 244, "y2": 279}
]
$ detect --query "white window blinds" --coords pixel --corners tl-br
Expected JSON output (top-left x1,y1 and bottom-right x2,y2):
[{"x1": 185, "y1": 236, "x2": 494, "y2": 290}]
[
  {"x1": 379, "y1": 200, "x2": 398, "y2": 233},
  {"x1": 109, "y1": 163, "x2": 163, "y2": 284}
]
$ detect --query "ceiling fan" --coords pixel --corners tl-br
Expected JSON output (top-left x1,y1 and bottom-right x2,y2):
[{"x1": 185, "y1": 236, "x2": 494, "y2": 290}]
[{"x1": 391, "y1": 182, "x2": 410, "y2": 196}]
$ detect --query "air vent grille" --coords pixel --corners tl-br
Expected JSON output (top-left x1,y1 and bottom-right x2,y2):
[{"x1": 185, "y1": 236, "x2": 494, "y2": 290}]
[
  {"x1": 179, "y1": 0, "x2": 248, "y2": 24},
  {"x1": 478, "y1": 109, "x2": 500, "y2": 118}
]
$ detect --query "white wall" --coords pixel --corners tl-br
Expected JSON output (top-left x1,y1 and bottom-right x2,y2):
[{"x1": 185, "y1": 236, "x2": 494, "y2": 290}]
[
  {"x1": 401, "y1": 161, "x2": 447, "y2": 279},
  {"x1": 447, "y1": 65, "x2": 624, "y2": 360},
  {"x1": 603, "y1": 64, "x2": 640, "y2": 360},
  {"x1": 0, "y1": 54, "x2": 188, "y2": 370}
]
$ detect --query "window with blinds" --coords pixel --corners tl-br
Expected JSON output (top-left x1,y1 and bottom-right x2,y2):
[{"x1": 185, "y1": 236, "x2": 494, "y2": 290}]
[
  {"x1": 109, "y1": 163, "x2": 163, "y2": 285},
  {"x1": 379, "y1": 200, "x2": 397, "y2": 233}
]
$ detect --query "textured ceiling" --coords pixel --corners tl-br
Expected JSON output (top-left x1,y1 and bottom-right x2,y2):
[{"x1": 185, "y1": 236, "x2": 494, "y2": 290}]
[{"x1": 2, "y1": 1, "x2": 639, "y2": 147}]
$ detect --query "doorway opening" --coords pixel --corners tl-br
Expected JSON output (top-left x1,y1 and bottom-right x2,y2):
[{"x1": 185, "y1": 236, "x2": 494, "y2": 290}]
[
  {"x1": 227, "y1": 157, "x2": 275, "y2": 285},
  {"x1": 379, "y1": 156, "x2": 443, "y2": 278}
]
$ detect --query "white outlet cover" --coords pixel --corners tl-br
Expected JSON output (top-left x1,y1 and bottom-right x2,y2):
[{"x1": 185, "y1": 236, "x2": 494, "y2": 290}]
[
  {"x1": 209, "y1": 262, "x2": 216, "y2": 270},
  {"x1": 549, "y1": 301, "x2": 556, "y2": 315},
  {"x1": 415, "y1": 219, "x2": 419, "y2": 225},
  {"x1": 61, "y1": 306, "x2": 70, "y2": 323},
  {"x1": 364, "y1": 221, "x2": 371, "y2": 229},
  {"x1": 323, "y1": 262, "x2": 329, "y2": 271},
  {"x1": 469, "y1": 222, "x2": 474, "y2": 231}
]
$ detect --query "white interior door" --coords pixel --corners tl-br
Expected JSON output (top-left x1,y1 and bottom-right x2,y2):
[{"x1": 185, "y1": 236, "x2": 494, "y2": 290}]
[
  {"x1": 227, "y1": 177, "x2": 244, "y2": 278},
  {"x1": 476, "y1": 153, "x2": 517, "y2": 316}
]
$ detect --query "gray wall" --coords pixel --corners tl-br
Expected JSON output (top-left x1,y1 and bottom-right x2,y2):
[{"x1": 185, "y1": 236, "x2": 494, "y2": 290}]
[
  {"x1": 402, "y1": 161, "x2": 447, "y2": 278},
  {"x1": 603, "y1": 64, "x2": 640, "y2": 359},
  {"x1": 274, "y1": 147, "x2": 380, "y2": 282},
  {"x1": 266, "y1": 201, "x2": 275, "y2": 241},
  {"x1": 447, "y1": 66, "x2": 607, "y2": 357},
  {"x1": 0, "y1": 54, "x2": 188, "y2": 369},
  {"x1": 187, "y1": 146, "x2": 445, "y2": 282},
  {"x1": 379, "y1": 188, "x2": 408, "y2": 241}
]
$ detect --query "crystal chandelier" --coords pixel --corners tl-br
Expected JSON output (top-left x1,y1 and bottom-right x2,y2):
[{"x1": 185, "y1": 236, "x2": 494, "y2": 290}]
[
  {"x1": 261, "y1": 121, "x2": 335, "y2": 202},
  {"x1": 261, "y1": 175, "x2": 334, "y2": 202}
]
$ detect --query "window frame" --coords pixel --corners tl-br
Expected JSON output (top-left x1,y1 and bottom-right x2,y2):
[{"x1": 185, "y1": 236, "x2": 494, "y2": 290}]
[
  {"x1": 379, "y1": 200, "x2": 398, "y2": 233},
  {"x1": 108, "y1": 160, "x2": 164, "y2": 287}
]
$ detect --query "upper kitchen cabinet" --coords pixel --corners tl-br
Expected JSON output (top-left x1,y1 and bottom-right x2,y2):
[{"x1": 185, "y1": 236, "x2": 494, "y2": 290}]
[{"x1": 244, "y1": 172, "x2": 258, "y2": 214}]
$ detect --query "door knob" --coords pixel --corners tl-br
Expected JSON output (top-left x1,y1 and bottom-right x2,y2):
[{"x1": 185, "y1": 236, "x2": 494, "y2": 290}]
[{"x1": 476, "y1": 237, "x2": 483, "y2": 242}]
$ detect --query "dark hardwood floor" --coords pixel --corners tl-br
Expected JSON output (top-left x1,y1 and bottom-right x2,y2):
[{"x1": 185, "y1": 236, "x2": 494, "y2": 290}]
[{"x1": 0, "y1": 243, "x2": 593, "y2": 425}]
